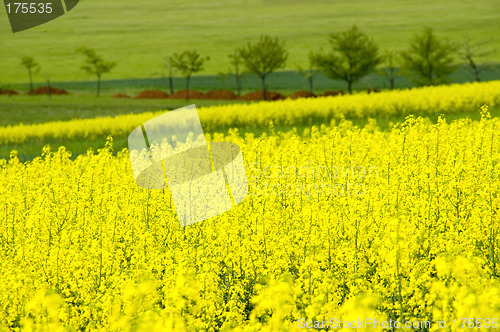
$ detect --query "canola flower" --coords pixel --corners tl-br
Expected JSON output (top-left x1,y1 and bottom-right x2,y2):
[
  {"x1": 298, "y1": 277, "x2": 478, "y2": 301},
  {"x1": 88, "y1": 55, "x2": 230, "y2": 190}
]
[
  {"x1": 0, "y1": 81, "x2": 499, "y2": 145},
  {"x1": 0, "y1": 105, "x2": 498, "y2": 331}
]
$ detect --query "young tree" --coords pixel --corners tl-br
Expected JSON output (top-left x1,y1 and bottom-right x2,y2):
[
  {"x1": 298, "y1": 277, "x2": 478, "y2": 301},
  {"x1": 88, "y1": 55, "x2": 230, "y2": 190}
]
[
  {"x1": 47, "y1": 77, "x2": 52, "y2": 99},
  {"x1": 230, "y1": 51, "x2": 244, "y2": 96},
  {"x1": 400, "y1": 27, "x2": 457, "y2": 86},
  {"x1": 238, "y1": 35, "x2": 288, "y2": 100},
  {"x1": 297, "y1": 51, "x2": 319, "y2": 94},
  {"x1": 217, "y1": 50, "x2": 245, "y2": 96},
  {"x1": 378, "y1": 50, "x2": 400, "y2": 90},
  {"x1": 171, "y1": 50, "x2": 209, "y2": 101},
  {"x1": 218, "y1": 50, "x2": 245, "y2": 96},
  {"x1": 44, "y1": 73, "x2": 52, "y2": 100},
  {"x1": 164, "y1": 55, "x2": 176, "y2": 95},
  {"x1": 312, "y1": 25, "x2": 380, "y2": 94},
  {"x1": 76, "y1": 47, "x2": 116, "y2": 96},
  {"x1": 20, "y1": 56, "x2": 40, "y2": 94},
  {"x1": 459, "y1": 37, "x2": 495, "y2": 82}
]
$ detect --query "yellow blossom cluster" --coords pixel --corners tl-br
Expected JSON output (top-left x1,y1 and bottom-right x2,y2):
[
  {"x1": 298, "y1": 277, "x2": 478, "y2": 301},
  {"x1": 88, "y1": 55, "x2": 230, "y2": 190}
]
[
  {"x1": 0, "y1": 103, "x2": 498, "y2": 330},
  {"x1": 0, "y1": 81, "x2": 499, "y2": 145}
]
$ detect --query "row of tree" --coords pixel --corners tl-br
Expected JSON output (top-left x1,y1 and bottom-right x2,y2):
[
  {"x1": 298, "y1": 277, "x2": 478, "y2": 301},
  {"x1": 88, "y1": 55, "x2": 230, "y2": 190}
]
[
  {"x1": 20, "y1": 26, "x2": 494, "y2": 99},
  {"x1": 20, "y1": 47, "x2": 116, "y2": 96}
]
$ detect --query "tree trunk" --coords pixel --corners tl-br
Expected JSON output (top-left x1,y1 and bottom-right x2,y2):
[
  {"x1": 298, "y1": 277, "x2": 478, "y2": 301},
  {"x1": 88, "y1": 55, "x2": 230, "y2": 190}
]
[
  {"x1": 169, "y1": 67, "x2": 174, "y2": 94},
  {"x1": 185, "y1": 76, "x2": 190, "y2": 101},
  {"x1": 347, "y1": 80, "x2": 353, "y2": 94},
  {"x1": 237, "y1": 77, "x2": 242, "y2": 97},
  {"x1": 390, "y1": 77, "x2": 395, "y2": 90},
  {"x1": 468, "y1": 58, "x2": 481, "y2": 82},
  {"x1": 236, "y1": 75, "x2": 242, "y2": 96},
  {"x1": 309, "y1": 76, "x2": 313, "y2": 94},
  {"x1": 28, "y1": 68, "x2": 33, "y2": 94},
  {"x1": 428, "y1": 63, "x2": 434, "y2": 85},
  {"x1": 474, "y1": 68, "x2": 481, "y2": 82},
  {"x1": 97, "y1": 75, "x2": 101, "y2": 96},
  {"x1": 261, "y1": 75, "x2": 267, "y2": 101},
  {"x1": 47, "y1": 79, "x2": 51, "y2": 100},
  {"x1": 169, "y1": 76, "x2": 174, "y2": 95}
]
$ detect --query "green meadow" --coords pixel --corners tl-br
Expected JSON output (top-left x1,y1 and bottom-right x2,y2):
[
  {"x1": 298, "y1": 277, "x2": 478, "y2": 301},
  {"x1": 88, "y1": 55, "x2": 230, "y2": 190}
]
[{"x1": 1, "y1": 0, "x2": 499, "y2": 83}]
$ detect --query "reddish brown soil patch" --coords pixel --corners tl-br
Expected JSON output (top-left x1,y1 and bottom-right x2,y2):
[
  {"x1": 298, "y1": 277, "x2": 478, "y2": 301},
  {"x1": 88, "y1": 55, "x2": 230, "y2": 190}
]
[
  {"x1": 202, "y1": 90, "x2": 237, "y2": 100},
  {"x1": 288, "y1": 90, "x2": 316, "y2": 99},
  {"x1": 321, "y1": 90, "x2": 346, "y2": 97},
  {"x1": 0, "y1": 89, "x2": 18, "y2": 95},
  {"x1": 134, "y1": 90, "x2": 169, "y2": 99},
  {"x1": 169, "y1": 89, "x2": 205, "y2": 99},
  {"x1": 113, "y1": 93, "x2": 131, "y2": 99},
  {"x1": 239, "y1": 90, "x2": 285, "y2": 101},
  {"x1": 31, "y1": 86, "x2": 68, "y2": 95}
]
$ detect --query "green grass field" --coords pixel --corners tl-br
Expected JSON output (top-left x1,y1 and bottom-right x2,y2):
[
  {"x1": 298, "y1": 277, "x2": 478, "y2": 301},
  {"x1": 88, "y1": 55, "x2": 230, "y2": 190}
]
[
  {"x1": 1, "y1": 0, "x2": 499, "y2": 83},
  {"x1": 0, "y1": 94, "x2": 245, "y2": 126}
]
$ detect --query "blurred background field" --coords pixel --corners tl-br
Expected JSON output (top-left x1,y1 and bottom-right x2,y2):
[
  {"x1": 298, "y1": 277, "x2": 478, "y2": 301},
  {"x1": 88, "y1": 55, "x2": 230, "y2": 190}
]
[{"x1": 1, "y1": 0, "x2": 499, "y2": 83}]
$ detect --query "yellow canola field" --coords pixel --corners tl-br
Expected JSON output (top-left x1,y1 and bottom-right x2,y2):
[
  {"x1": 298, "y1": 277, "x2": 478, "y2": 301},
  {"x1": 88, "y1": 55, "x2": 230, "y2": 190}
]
[
  {"x1": 0, "y1": 80, "x2": 499, "y2": 145},
  {"x1": 0, "y1": 106, "x2": 498, "y2": 331}
]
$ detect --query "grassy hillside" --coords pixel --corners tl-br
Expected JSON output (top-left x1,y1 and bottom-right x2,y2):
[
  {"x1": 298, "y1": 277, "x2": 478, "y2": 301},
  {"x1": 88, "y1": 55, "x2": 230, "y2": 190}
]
[{"x1": 1, "y1": 0, "x2": 499, "y2": 83}]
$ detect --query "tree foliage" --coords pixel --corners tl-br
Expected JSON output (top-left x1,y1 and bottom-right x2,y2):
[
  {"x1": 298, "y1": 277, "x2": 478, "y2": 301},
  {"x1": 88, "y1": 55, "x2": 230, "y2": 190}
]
[
  {"x1": 312, "y1": 25, "x2": 380, "y2": 94},
  {"x1": 20, "y1": 56, "x2": 40, "y2": 94},
  {"x1": 378, "y1": 50, "x2": 400, "y2": 90},
  {"x1": 238, "y1": 35, "x2": 288, "y2": 100},
  {"x1": 400, "y1": 27, "x2": 457, "y2": 86},
  {"x1": 297, "y1": 51, "x2": 319, "y2": 94},
  {"x1": 77, "y1": 47, "x2": 116, "y2": 96},
  {"x1": 164, "y1": 55, "x2": 176, "y2": 95},
  {"x1": 458, "y1": 37, "x2": 495, "y2": 82},
  {"x1": 218, "y1": 50, "x2": 245, "y2": 96},
  {"x1": 171, "y1": 50, "x2": 209, "y2": 100}
]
